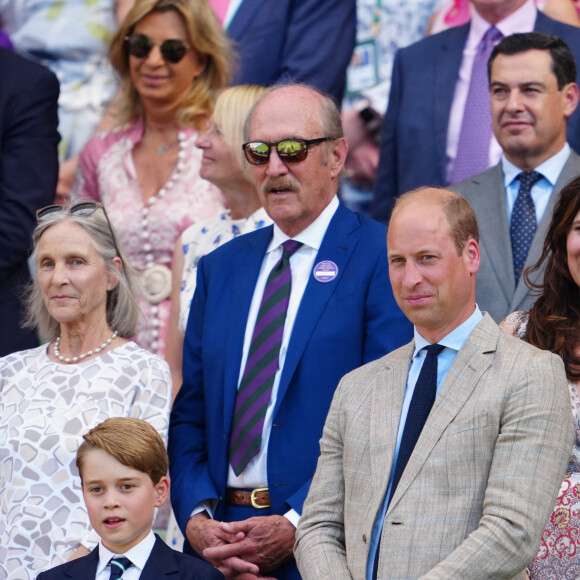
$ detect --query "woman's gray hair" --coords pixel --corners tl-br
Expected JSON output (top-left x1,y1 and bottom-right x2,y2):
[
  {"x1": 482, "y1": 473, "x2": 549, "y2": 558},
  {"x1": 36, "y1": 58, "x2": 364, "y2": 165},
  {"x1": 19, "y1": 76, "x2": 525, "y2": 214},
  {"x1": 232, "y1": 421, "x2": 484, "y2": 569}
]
[{"x1": 24, "y1": 206, "x2": 141, "y2": 341}]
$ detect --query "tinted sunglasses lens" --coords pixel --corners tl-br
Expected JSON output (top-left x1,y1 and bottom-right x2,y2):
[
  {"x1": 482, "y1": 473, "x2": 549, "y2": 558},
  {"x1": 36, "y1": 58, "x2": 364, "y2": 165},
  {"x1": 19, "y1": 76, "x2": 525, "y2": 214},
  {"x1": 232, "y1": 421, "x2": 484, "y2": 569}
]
[
  {"x1": 277, "y1": 140, "x2": 308, "y2": 163},
  {"x1": 127, "y1": 34, "x2": 152, "y2": 58},
  {"x1": 37, "y1": 205, "x2": 63, "y2": 221},
  {"x1": 70, "y1": 202, "x2": 99, "y2": 217},
  {"x1": 161, "y1": 39, "x2": 187, "y2": 63},
  {"x1": 245, "y1": 142, "x2": 271, "y2": 165}
]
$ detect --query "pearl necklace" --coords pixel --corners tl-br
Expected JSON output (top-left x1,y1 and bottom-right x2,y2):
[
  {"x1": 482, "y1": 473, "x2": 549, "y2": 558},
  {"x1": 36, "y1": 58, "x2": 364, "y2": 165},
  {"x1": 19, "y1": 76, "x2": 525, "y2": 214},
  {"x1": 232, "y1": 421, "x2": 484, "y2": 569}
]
[{"x1": 53, "y1": 331, "x2": 118, "y2": 363}]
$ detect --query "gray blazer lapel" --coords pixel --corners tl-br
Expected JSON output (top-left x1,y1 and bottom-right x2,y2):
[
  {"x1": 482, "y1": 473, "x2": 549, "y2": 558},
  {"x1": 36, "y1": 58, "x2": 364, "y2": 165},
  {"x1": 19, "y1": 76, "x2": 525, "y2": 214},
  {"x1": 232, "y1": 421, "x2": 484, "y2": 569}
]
[
  {"x1": 512, "y1": 150, "x2": 580, "y2": 309},
  {"x1": 370, "y1": 344, "x2": 414, "y2": 498},
  {"x1": 462, "y1": 165, "x2": 515, "y2": 302},
  {"x1": 387, "y1": 315, "x2": 497, "y2": 512}
]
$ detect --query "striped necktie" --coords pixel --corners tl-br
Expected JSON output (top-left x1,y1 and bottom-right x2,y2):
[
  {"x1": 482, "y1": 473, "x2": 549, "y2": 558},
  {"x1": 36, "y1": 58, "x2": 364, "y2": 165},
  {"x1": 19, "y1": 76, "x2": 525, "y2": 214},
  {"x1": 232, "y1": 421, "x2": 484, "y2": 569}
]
[
  {"x1": 108, "y1": 556, "x2": 133, "y2": 580},
  {"x1": 230, "y1": 239, "x2": 303, "y2": 475}
]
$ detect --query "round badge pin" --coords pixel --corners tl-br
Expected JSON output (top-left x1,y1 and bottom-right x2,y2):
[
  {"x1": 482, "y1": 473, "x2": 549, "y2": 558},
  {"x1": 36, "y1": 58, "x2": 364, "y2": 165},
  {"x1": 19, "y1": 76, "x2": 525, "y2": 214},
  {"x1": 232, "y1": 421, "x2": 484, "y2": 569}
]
[{"x1": 313, "y1": 260, "x2": 338, "y2": 283}]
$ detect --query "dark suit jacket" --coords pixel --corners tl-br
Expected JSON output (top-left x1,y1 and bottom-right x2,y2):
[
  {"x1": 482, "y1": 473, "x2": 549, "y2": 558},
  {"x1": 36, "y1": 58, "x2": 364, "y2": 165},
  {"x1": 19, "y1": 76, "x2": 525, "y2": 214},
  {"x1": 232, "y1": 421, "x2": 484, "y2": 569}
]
[
  {"x1": 36, "y1": 535, "x2": 224, "y2": 579},
  {"x1": 371, "y1": 10, "x2": 580, "y2": 222},
  {"x1": 227, "y1": 0, "x2": 356, "y2": 105},
  {"x1": 168, "y1": 204, "x2": 412, "y2": 552},
  {"x1": 0, "y1": 48, "x2": 59, "y2": 355},
  {"x1": 449, "y1": 151, "x2": 580, "y2": 322}
]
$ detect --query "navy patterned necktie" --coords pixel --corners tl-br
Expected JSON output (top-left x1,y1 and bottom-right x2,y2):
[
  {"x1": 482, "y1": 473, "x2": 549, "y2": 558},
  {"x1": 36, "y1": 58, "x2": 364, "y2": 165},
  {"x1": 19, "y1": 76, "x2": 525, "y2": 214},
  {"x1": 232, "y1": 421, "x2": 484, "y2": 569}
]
[
  {"x1": 511, "y1": 170, "x2": 542, "y2": 285},
  {"x1": 450, "y1": 26, "x2": 503, "y2": 184},
  {"x1": 229, "y1": 239, "x2": 303, "y2": 475},
  {"x1": 108, "y1": 556, "x2": 133, "y2": 580},
  {"x1": 373, "y1": 343, "x2": 445, "y2": 580}
]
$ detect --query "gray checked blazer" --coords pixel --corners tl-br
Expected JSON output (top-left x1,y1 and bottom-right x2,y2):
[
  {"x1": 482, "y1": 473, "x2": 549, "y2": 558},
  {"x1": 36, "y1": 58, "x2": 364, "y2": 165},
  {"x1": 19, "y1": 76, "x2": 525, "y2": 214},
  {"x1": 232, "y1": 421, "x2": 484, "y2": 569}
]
[
  {"x1": 295, "y1": 314, "x2": 574, "y2": 579},
  {"x1": 449, "y1": 152, "x2": 580, "y2": 322}
]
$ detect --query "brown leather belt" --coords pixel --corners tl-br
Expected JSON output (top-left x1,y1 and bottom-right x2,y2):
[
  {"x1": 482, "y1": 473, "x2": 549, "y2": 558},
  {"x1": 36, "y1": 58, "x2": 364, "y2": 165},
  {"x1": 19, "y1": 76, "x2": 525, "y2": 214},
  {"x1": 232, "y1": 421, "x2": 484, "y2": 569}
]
[{"x1": 226, "y1": 487, "x2": 270, "y2": 509}]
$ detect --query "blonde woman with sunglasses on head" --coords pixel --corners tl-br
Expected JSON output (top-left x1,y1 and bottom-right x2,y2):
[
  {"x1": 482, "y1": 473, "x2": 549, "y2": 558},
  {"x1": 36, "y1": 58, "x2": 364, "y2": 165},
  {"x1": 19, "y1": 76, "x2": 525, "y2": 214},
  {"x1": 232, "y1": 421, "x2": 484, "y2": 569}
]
[
  {"x1": 71, "y1": 0, "x2": 232, "y2": 359},
  {"x1": 0, "y1": 203, "x2": 171, "y2": 579}
]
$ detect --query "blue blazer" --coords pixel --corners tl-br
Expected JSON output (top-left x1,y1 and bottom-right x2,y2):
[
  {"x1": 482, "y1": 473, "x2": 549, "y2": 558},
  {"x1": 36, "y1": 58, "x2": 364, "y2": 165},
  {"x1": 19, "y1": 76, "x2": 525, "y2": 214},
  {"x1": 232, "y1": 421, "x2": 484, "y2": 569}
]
[
  {"x1": 36, "y1": 535, "x2": 224, "y2": 579},
  {"x1": 371, "y1": 11, "x2": 580, "y2": 222},
  {"x1": 169, "y1": 204, "x2": 412, "y2": 536},
  {"x1": 227, "y1": 0, "x2": 356, "y2": 105},
  {"x1": 0, "y1": 48, "x2": 59, "y2": 355}
]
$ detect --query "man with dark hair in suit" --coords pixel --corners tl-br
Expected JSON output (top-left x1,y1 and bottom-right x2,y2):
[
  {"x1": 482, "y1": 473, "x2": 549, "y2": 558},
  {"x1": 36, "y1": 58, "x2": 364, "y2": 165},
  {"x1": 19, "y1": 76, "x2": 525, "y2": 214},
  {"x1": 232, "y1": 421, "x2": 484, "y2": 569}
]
[
  {"x1": 450, "y1": 32, "x2": 580, "y2": 322},
  {"x1": 371, "y1": 0, "x2": 580, "y2": 222},
  {"x1": 0, "y1": 48, "x2": 60, "y2": 355},
  {"x1": 169, "y1": 84, "x2": 412, "y2": 580}
]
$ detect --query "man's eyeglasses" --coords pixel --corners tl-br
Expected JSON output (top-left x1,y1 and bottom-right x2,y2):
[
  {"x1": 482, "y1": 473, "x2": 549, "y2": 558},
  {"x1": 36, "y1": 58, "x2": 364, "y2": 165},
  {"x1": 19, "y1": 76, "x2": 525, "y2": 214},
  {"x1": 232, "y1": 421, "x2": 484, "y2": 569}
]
[
  {"x1": 36, "y1": 202, "x2": 122, "y2": 258},
  {"x1": 242, "y1": 138, "x2": 335, "y2": 166},
  {"x1": 125, "y1": 33, "x2": 191, "y2": 64}
]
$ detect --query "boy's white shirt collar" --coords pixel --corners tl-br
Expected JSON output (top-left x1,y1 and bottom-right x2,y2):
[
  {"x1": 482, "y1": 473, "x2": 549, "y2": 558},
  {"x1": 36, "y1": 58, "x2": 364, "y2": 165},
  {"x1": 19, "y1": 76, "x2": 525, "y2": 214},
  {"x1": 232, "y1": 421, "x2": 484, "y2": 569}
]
[{"x1": 97, "y1": 530, "x2": 156, "y2": 575}]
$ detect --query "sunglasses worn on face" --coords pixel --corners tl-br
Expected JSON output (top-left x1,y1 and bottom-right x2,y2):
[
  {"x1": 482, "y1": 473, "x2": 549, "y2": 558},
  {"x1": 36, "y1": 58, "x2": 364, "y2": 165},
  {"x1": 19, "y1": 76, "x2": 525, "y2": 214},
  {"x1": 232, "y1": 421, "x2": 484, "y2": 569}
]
[
  {"x1": 242, "y1": 137, "x2": 335, "y2": 166},
  {"x1": 36, "y1": 202, "x2": 122, "y2": 258},
  {"x1": 125, "y1": 33, "x2": 190, "y2": 64}
]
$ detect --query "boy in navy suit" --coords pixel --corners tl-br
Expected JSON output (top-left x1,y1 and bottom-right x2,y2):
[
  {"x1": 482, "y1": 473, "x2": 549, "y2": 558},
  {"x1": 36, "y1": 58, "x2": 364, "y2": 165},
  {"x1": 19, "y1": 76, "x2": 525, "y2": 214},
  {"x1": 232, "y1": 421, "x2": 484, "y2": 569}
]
[{"x1": 37, "y1": 418, "x2": 223, "y2": 580}]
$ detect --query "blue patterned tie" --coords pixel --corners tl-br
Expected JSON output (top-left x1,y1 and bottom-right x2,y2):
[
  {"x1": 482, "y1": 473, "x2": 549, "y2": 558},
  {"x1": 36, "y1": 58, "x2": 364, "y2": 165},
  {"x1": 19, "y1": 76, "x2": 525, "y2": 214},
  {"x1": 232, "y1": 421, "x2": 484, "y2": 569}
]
[
  {"x1": 511, "y1": 171, "x2": 542, "y2": 285},
  {"x1": 450, "y1": 26, "x2": 503, "y2": 184},
  {"x1": 372, "y1": 343, "x2": 445, "y2": 580},
  {"x1": 108, "y1": 556, "x2": 133, "y2": 580},
  {"x1": 229, "y1": 239, "x2": 303, "y2": 475}
]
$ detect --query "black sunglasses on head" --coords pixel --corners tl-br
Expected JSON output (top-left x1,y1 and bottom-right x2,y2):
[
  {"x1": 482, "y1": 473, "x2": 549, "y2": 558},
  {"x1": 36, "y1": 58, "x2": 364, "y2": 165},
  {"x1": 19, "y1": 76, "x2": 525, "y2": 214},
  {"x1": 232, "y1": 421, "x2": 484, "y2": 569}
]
[
  {"x1": 36, "y1": 202, "x2": 122, "y2": 259},
  {"x1": 242, "y1": 137, "x2": 335, "y2": 166},
  {"x1": 125, "y1": 33, "x2": 191, "y2": 64}
]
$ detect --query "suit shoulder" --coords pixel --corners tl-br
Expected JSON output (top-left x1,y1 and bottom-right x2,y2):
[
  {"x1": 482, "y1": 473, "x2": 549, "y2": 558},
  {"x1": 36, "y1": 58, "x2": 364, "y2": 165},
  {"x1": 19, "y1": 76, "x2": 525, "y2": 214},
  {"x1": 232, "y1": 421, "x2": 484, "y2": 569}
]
[
  {"x1": 0, "y1": 48, "x2": 58, "y2": 89},
  {"x1": 396, "y1": 23, "x2": 469, "y2": 59},
  {"x1": 157, "y1": 546, "x2": 225, "y2": 579},
  {"x1": 35, "y1": 554, "x2": 93, "y2": 579}
]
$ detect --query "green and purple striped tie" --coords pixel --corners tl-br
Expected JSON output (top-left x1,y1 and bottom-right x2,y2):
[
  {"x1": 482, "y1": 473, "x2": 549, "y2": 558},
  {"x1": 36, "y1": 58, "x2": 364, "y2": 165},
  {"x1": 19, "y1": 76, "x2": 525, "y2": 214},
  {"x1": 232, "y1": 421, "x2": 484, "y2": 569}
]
[{"x1": 229, "y1": 239, "x2": 303, "y2": 475}]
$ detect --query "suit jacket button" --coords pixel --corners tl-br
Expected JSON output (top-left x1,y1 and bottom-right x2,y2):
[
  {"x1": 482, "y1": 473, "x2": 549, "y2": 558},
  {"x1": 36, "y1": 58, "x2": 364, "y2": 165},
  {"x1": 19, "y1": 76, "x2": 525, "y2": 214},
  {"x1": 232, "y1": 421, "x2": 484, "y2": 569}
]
[{"x1": 362, "y1": 533, "x2": 367, "y2": 543}]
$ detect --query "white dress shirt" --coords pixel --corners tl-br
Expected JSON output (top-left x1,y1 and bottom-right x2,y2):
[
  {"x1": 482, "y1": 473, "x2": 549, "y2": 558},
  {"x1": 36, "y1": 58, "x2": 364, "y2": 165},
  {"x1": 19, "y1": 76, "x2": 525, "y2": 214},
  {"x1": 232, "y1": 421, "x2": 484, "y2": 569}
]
[
  {"x1": 502, "y1": 143, "x2": 571, "y2": 224},
  {"x1": 95, "y1": 531, "x2": 156, "y2": 580}
]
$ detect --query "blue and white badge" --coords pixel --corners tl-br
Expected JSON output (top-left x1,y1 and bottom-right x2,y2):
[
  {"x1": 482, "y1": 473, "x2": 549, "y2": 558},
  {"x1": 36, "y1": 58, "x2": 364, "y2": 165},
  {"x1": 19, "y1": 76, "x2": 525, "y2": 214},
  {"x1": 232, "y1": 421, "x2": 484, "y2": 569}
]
[{"x1": 313, "y1": 261, "x2": 338, "y2": 283}]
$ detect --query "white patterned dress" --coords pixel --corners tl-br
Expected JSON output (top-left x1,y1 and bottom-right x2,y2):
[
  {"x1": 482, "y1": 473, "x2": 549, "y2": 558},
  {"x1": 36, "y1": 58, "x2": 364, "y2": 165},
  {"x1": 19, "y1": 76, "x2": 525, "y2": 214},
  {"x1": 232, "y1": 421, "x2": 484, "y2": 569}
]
[{"x1": 0, "y1": 342, "x2": 171, "y2": 579}]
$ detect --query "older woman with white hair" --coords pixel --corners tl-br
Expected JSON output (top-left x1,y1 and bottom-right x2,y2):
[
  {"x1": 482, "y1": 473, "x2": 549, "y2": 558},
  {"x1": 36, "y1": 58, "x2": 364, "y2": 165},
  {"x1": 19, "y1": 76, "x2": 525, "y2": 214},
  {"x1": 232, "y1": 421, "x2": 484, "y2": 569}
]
[{"x1": 0, "y1": 202, "x2": 171, "y2": 579}]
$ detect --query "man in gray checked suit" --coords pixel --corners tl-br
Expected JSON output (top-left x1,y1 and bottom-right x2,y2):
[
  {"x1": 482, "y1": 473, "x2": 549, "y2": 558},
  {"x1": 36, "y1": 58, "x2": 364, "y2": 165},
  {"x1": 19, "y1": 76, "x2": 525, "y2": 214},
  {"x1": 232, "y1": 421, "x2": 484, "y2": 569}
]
[
  {"x1": 295, "y1": 188, "x2": 574, "y2": 579},
  {"x1": 450, "y1": 32, "x2": 580, "y2": 322}
]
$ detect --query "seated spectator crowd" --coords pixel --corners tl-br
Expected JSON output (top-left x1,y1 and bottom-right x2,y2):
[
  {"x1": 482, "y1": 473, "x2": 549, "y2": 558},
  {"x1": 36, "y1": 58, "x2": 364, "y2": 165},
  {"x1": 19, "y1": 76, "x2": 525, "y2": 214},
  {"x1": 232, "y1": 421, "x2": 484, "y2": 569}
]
[{"x1": 3, "y1": 1, "x2": 580, "y2": 579}]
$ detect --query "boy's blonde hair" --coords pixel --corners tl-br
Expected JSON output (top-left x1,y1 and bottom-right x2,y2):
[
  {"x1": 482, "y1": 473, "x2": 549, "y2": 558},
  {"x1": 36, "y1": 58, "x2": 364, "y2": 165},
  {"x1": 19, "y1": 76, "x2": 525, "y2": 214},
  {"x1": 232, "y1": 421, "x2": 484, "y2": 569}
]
[{"x1": 76, "y1": 418, "x2": 168, "y2": 485}]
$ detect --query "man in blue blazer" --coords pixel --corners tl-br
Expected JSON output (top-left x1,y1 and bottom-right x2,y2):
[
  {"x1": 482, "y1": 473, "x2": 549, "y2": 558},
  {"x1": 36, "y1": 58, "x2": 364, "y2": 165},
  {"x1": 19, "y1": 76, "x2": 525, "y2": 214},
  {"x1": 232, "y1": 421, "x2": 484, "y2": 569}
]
[
  {"x1": 0, "y1": 48, "x2": 59, "y2": 355},
  {"x1": 226, "y1": 0, "x2": 356, "y2": 105},
  {"x1": 371, "y1": 0, "x2": 580, "y2": 222},
  {"x1": 169, "y1": 85, "x2": 412, "y2": 580}
]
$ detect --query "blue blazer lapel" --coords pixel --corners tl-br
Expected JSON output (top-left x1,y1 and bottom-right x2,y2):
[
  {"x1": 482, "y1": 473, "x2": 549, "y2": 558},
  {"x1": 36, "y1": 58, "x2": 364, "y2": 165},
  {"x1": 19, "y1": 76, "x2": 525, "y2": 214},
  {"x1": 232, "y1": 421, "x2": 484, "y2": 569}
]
[
  {"x1": 273, "y1": 204, "x2": 359, "y2": 415},
  {"x1": 226, "y1": 0, "x2": 260, "y2": 37},
  {"x1": 434, "y1": 23, "x2": 470, "y2": 181},
  {"x1": 223, "y1": 227, "x2": 273, "y2": 428}
]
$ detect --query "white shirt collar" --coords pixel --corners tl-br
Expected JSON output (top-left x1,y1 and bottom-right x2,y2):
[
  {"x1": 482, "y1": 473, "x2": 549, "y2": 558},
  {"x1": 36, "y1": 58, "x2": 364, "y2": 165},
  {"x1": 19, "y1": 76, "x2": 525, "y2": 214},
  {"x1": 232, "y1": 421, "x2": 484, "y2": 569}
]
[
  {"x1": 268, "y1": 195, "x2": 339, "y2": 253},
  {"x1": 97, "y1": 531, "x2": 156, "y2": 575},
  {"x1": 502, "y1": 143, "x2": 571, "y2": 187}
]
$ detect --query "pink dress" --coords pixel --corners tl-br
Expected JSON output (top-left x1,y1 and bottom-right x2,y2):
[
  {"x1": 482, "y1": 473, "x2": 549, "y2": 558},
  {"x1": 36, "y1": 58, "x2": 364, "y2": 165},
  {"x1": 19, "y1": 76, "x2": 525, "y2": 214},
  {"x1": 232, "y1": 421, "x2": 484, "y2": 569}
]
[{"x1": 71, "y1": 121, "x2": 225, "y2": 356}]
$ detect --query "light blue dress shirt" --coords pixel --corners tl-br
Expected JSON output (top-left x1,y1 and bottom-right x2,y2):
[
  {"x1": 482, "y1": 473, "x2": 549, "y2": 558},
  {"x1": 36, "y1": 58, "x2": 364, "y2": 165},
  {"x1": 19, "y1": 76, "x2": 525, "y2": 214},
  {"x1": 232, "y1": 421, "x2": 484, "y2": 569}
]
[
  {"x1": 502, "y1": 143, "x2": 570, "y2": 224},
  {"x1": 366, "y1": 306, "x2": 484, "y2": 579}
]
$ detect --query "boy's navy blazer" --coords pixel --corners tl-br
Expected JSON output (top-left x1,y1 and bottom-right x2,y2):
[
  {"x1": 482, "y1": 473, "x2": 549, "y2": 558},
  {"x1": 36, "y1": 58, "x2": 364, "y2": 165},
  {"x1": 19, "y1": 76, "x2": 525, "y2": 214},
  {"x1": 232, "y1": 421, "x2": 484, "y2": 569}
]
[{"x1": 36, "y1": 535, "x2": 224, "y2": 579}]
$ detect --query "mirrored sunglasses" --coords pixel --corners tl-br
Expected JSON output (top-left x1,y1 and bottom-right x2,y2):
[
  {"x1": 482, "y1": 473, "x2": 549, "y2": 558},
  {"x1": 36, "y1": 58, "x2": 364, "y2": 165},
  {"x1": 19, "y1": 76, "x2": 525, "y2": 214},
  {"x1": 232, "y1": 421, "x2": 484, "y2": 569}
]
[
  {"x1": 125, "y1": 33, "x2": 190, "y2": 64},
  {"x1": 242, "y1": 137, "x2": 335, "y2": 166}
]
